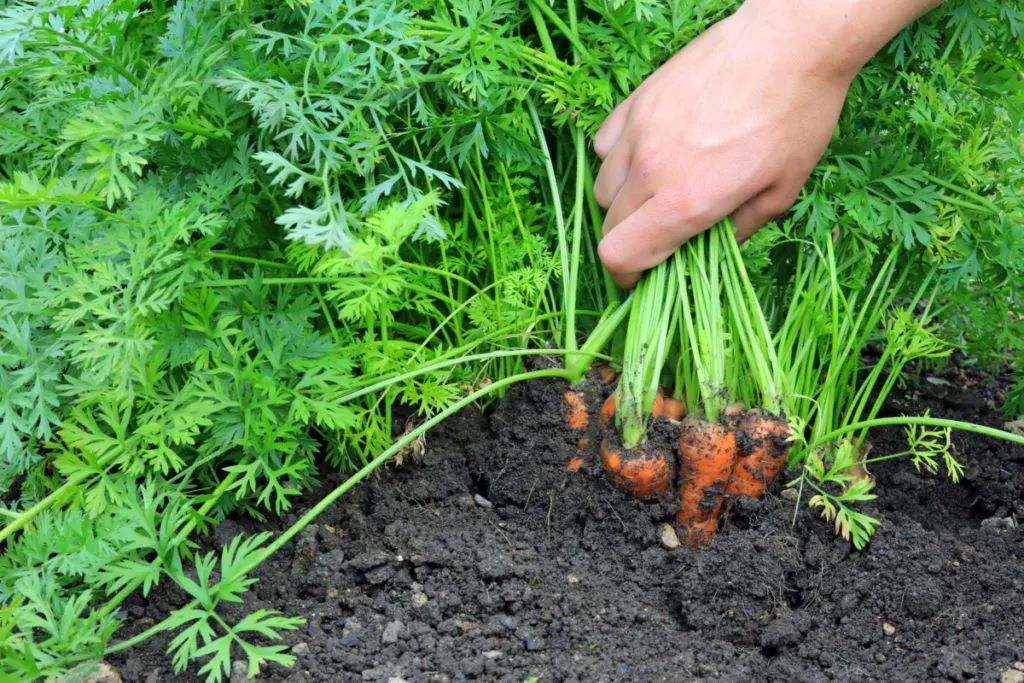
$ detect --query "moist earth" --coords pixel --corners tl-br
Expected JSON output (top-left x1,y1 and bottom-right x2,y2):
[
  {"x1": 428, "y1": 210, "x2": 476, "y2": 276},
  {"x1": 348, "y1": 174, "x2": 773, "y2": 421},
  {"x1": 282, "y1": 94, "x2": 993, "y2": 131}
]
[{"x1": 111, "y1": 358, "x2": 1024, "y2": 682}]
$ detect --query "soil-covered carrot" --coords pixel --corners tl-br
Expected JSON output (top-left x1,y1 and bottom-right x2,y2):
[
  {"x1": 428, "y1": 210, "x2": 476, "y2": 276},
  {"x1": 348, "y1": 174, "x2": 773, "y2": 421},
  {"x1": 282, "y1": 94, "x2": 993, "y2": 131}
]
[
  {"x1": 727, "y1": 410, "x2": 791, "y2": 498},
  {"x1": 600, "y1": 432, "x2": 674, "y2": 497},
  {"x1": 566, "y1": 455, "x2": 585, "y2": 472},
  {"x1": 563, "y1": 389, "x2": 589, "y2": 431},
  {"x1": 677, "y1": 419, "x2": 737, "y2": 546}
]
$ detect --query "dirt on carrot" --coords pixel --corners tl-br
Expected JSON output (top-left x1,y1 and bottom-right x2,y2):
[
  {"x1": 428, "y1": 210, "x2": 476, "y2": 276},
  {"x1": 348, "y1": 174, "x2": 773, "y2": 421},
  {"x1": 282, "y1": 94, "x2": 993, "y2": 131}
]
[{"x1": 676, "y1": 418, "x2": 738, "y2": 546}]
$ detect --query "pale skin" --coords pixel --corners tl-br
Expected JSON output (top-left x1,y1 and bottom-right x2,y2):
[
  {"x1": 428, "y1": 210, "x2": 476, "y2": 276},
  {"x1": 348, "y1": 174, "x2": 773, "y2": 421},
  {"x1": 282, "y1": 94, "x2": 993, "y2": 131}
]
[{"x1": 594, "y1": 0, "x2": 944, "y2": 287}]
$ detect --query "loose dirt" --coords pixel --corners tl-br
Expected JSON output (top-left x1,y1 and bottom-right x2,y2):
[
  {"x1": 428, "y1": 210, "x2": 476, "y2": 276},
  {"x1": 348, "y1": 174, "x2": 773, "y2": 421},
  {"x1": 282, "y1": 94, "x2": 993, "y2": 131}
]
[{"x1": 112, "y1": 359, "x2": 1024, "y2": 682}]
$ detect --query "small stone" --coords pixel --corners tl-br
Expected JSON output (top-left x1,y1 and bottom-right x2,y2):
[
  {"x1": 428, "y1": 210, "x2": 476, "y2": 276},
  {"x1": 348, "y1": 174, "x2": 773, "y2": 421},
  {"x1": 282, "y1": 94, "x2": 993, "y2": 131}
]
[
  {"x1": 387, "y1": 678, "x2": 410, "y2": 683},
  {"x1": 411, "y1": 591, "x2": 429, "y2": 608},
  {"x1": 1003, "y1": 420, "x2": 1024, "y2": 437},
  {"x1": 925, "y1": 376, "x2": 952, "y2": 387},
  {"x1": 474, "y1": 494, "x2": 493, "y2": 508},
  {"x1": 981, "y1": 516, "x2": 1015, "y2": 530},
  {"x1": 230, "y1": 660, "x2": 254, "y2": 683},
  {"x1": 1001, "y1": 669, "x2": 1024, "y2": 683},
  {"x1": 290, "y1": 642, "x2": 309, "y2": 656},
  {"x1": 326, "y1": 587, "x2": 339, "y2": 598},
  {"x1": 780, "y1": 488, "x2": 799, "y2": 501},
  {"x1": 382, "y1": 620, "x2": 403, "y2": 644},
  {"x1": 882, "y1": 623, "x2": 896, "y2": 636},
  {"x1": 566, "y1": 574, "x2": 580, "y2": 585},
  {"x1": 482, "y1": 650, "x2": 503, "y2": 660},
  {"x1": 660, "y1": 523, "x2": 681, "y2": 550},
  {"x1": 58, "y1": 662, "x2": 123, "y2": 683}
]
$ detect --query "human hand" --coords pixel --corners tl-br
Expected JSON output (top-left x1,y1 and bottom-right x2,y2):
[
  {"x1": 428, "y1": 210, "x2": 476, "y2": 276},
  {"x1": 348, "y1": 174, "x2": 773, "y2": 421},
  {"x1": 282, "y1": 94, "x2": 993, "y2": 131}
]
[{"x1": 593, "y1": 0, "x2": 931, "y2": 287}]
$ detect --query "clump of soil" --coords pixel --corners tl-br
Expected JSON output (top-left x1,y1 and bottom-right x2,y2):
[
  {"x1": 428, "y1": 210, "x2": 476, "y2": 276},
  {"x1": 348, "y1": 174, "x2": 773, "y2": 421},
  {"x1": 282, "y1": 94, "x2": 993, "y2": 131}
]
[{"x1": 112, "y1": 362, "x2": 1024, "y2": 682}]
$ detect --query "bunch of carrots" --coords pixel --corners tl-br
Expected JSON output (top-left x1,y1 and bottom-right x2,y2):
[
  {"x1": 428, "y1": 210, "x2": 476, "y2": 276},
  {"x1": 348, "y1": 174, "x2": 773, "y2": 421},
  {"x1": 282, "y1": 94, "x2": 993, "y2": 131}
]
[
  {"x1": 563, "y1": 222, "x2": 795, "y2": 546},
  {"x1": 563, "y1": 379, "x2": 792, "y2": 546}
]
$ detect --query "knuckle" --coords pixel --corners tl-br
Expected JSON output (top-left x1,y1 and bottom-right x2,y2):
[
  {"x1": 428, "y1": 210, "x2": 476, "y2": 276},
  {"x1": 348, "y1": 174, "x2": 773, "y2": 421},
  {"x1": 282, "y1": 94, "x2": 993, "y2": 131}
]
[
  {"x1": 632, "y1": 148, "x2": 662, "y2": 181},
  {"x1": 659, "y1": 189, "x2": 708, "y2": 225}
]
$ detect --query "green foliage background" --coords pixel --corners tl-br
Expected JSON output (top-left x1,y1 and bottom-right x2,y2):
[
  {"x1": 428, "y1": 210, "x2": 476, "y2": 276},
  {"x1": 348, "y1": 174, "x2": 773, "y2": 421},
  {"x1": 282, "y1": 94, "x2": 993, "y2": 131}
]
[{"x1": 0, "y1": 0, "x2": 1021, "y2": 678}]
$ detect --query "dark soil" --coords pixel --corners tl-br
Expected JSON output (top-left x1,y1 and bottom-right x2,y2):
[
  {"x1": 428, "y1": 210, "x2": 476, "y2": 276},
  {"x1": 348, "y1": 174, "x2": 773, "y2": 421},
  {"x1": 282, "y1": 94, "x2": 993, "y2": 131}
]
[{"x1": 112, "y1": 360, "x2": 1024, "y2": 682}]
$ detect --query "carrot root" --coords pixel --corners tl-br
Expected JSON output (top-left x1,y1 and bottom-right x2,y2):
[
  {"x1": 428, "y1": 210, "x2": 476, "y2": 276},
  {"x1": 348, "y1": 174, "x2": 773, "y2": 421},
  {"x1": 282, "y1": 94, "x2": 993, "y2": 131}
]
[
  {"x1": 600, "y1": 434, "x2": 675, "y2": 498},
  {"x1": 726, "y1": 410, "x2": 791, "y2": 499},
  {"x1": 676, "y1": 419, "x2": 737, "y2": 547}
]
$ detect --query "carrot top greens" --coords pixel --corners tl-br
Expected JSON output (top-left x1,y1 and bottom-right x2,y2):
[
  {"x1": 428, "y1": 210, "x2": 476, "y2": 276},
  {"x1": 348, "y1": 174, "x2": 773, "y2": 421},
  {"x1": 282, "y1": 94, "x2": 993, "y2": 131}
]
[{"x1": 1, "y1": 0, "x2": 1022, "y2": 679}]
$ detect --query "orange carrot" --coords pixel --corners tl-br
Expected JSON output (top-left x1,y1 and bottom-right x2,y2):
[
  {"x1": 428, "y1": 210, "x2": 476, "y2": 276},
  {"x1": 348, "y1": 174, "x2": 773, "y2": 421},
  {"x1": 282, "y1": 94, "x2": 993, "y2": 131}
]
[
  {"x1": 676, "y1": 419, "x2": 737, "y2": 546},
  {"x1": 566, "y1": 455, "x2": 585, "y2": 472},
  {"x1": 660, "y1": 396, "x2": 685, "y2": 421},
  {"x1": 563, "y1": 389, "x2": 589, "y2": 431},
  {"x1": 595, "y1": 362, "x2": 618, "y2": 385},
  {"x1": 727, "y1": 410, "x2": 791, "y2": 498},
  {"x1": 598, "y1": 391, "x2": 669, "y2": 431},
  {"x1": 600, "y1": 435, "x2": 674, "y2": 497}
]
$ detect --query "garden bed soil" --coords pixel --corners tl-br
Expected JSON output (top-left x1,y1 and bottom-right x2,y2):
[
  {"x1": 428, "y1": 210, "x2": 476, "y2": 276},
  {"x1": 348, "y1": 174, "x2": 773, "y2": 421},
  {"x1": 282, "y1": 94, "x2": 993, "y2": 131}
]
[{"x1": 112, "y1": 359, "x2": 1024, "y2": 682}]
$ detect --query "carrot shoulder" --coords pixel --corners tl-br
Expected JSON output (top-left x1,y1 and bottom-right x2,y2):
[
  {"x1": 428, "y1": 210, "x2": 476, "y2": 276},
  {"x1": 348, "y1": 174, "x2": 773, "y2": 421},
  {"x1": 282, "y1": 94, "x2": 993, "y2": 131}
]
[
  {"x1": 598, "y1": 391, "x2": 670, "y2": 431},
  {"x1": 677, "y1": 419, "x2": 737, "y2": 546},
  {"x1": 727, "y1": 410, "x2": 791, "y2": 498}
]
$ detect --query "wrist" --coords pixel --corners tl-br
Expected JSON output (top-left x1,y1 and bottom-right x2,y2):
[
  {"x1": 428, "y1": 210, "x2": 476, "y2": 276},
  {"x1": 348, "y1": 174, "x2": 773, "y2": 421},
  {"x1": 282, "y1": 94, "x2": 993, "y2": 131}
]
[{"x1": 734, "y1": 0, "x2": 938, "y2": 82}]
